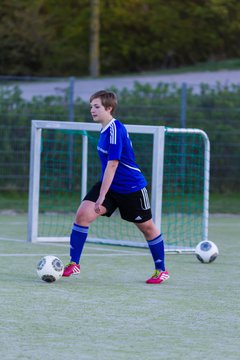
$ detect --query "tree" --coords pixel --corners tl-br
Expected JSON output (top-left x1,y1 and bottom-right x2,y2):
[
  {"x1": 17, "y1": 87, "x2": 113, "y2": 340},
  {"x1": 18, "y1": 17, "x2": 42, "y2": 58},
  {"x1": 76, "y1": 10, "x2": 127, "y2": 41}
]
[
  {"x1": 1, "y1": 0, "x2": 240, "y2": 76},
  {"x1": 0, "y1": 0, "x2": 50, "y2": 75},
  {"x1": 89, "y1": 0, "x2": 100, "y2": 77}
]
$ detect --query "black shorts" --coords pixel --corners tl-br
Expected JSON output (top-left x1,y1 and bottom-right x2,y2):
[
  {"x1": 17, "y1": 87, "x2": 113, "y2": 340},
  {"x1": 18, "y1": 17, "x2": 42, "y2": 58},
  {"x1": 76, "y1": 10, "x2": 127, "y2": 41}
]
[{"x1": 83, "y1": 182, "x2": 152, "y2": 223}]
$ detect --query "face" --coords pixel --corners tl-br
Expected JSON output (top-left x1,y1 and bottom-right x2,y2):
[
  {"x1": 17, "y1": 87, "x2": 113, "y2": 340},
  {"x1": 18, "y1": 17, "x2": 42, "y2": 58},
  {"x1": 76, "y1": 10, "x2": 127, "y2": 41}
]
[{"x1": 90, "y1": 97, "x2": 112, "y2": 124}]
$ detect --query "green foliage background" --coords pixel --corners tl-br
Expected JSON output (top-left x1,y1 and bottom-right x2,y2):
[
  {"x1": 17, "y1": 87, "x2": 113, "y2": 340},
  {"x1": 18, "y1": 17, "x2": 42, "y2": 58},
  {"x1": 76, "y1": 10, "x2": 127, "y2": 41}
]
[
  {"x1": 0, "y1": 82, "x2": 239, "y2": 197},
  {"x1": 1, "y1": 0, "x2": 240, "y2": 76}
]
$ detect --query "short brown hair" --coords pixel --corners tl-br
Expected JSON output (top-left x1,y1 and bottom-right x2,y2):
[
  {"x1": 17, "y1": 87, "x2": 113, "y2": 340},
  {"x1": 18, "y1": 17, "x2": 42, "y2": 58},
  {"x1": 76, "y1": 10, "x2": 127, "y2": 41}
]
[{"x1": 90, "y1": 90, "x2": 118, "y2": 115}]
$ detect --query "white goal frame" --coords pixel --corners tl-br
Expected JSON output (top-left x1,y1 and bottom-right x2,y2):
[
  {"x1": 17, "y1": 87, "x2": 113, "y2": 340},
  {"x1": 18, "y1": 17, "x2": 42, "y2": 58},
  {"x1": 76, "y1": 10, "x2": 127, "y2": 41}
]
[{"x1": 28, "y1": 120, "x2": 210, "y2": 252}]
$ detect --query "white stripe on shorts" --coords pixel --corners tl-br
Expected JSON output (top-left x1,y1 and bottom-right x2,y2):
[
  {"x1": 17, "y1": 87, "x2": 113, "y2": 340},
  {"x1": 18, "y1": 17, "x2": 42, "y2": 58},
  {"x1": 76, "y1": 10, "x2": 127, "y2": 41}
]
[{"x1": 141, "y1": 187, "x2": 150, "y2": 210}]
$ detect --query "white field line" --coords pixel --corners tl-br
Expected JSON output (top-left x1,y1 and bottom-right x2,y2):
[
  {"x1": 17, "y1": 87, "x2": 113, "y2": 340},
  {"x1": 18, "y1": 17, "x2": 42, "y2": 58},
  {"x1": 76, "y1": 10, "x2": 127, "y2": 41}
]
[
  {"x1": 1, "y1": 221, "x2": 240, "y2": 227},
  {"x1": 0, "y1": 252, "x2": 148, "y2": 257},
  {"x1": 0, "y1": 236, "x2": 148, "y2": 253},
  {"x1": 209, "y1": 223, "x2": 240, "y2": 227},
  {"x1": 0, "y1": 221, "x2": 27, "y2": 224},
  {"x1": 0, "y1": 236, "x2": 148, "y2": 256},
  {"x1": 0, "y1": 237, "x2": 26, "y2": 242}
]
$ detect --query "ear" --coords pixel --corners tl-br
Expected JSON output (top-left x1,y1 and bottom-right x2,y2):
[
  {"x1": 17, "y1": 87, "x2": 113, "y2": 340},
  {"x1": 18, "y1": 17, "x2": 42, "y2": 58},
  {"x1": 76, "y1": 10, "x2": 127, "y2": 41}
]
[{"x1": 106, "y1": 106, "x2": 113, "y2": 114}]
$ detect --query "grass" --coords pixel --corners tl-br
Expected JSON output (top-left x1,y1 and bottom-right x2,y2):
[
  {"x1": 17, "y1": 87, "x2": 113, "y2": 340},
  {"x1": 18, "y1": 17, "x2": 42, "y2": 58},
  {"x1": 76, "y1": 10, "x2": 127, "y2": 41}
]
[
  {"x1": 2, "y1": 58, "x2": 239, "y2": 83},
  {"x1": 209, "y1": 193, "x2": 240, "y2": 214},
  {"x1": 0, "y1": 214, "x2": 239, "y2": 360},
  {"x1": 0, "y1": 191, "x2": 239, "y2": 214},
  {"x1": 106, "y1": 58, "x2": 240, "y2": 78},
  {"x1": 156, "y1": 58, "x2": 240, "y2": 74},
  {"x1": 0, "y1": 192, "x2": 29, "y2": 212}
]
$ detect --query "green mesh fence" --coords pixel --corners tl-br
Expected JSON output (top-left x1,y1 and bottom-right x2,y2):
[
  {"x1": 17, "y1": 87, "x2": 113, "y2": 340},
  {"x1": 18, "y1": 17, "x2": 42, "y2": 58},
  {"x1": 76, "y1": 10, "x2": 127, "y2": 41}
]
[
  {"x1": 38, "y1": 129, "x2": 154, "y2": 244},
  {"x1": 37, "y1": 126, "x2": 208, "y2": 250},
  {"x1": 162, "y1": 130, "x2": 206, "y2": 248}
]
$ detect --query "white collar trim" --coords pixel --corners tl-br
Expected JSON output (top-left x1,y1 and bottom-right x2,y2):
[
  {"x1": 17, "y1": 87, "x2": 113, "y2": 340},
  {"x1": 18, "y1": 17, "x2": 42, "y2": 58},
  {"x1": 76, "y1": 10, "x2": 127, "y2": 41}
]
[{"x1": 101, "y1": 118, "x2": 116, "y2": 133}]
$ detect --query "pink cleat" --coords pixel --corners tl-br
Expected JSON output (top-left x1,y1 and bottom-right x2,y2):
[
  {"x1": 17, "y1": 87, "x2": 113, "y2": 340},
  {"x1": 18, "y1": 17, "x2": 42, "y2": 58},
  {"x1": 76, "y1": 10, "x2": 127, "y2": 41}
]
[
  {"x1": 62, "y1": 262, "x2": 80, "y2": 277},
  {"x1": 146, "y1": 269, "x2": 169, "y2": 284}
]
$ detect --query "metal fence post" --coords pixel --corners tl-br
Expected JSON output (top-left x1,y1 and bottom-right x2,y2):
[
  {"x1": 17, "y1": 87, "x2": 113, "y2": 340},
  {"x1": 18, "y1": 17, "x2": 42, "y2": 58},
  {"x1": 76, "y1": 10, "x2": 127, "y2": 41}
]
[
  {"x1": 180, "y1": 82, "x2": 187, "y2": 189},
  {"x1": 68, "y1": 76, "x2": 75, "y2": 122},
  {"x1": 180, "y1": 82, "x2": 187, "y2": 128},
  {"x1": 68, "y1": 77, "x2": 75, "y2": 189}
]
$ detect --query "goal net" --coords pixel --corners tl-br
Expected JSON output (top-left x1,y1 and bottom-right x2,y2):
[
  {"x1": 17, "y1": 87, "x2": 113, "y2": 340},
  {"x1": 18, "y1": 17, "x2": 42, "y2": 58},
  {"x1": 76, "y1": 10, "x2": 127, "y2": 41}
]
[{"x1": 28, "y1": 120, "x2": 210, "y2": 252}]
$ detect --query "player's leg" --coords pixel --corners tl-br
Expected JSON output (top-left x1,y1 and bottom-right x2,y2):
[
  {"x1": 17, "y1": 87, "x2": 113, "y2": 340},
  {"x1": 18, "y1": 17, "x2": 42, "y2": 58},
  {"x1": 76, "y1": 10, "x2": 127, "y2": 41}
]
[
  {"x1": 63, "y1": 200, "x2": 106, "y2": 277},
  {"x1": 63, "y1": 182, "x2": 110, "y2": 277},
  {"x1": 63, "y1": 182, "x2": 117, "y2": 277},
  {"x1": 136, "y1": 220, "x2": 166, "y2": 271},
  {"x1": 71, "y1": 200, "x2": 106, "y2": 262},
  {"x1": 117, "y1": 187, "x2": 167, "y2": 274},
  {"x1": 136, "y1": 220, "x2": 169, "y2": 284},
  {"x1": 117, "y1": 186, "x2": 169, "y2": 284}
]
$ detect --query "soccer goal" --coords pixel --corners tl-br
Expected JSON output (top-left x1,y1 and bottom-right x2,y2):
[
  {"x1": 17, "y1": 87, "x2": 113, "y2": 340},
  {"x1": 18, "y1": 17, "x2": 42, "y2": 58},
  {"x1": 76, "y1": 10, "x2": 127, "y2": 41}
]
[{"x1": 28, "y1": 120, "x2": 210, "y2": 252}]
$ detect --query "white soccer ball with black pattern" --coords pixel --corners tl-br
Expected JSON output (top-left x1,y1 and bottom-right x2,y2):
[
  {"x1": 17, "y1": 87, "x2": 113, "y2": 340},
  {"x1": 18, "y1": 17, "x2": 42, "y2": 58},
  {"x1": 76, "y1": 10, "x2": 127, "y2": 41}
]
[
  {"x1": 195, "y1": 240, "x2": 219, "y2": 263},
  {"x1": 37, "y1": 255, "x2": 64, "y2": 282}
]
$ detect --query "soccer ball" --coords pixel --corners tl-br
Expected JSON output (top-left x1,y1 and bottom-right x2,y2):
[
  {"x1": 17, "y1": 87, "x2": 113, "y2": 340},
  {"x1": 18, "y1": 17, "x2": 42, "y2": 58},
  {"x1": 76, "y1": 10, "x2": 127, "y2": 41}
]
[
  {"x1": 37, "y1": 255, "x2": 64, "y2": 282},
  {"x1": 195, "y1": 240, "x2": 219, "y2": 263}
]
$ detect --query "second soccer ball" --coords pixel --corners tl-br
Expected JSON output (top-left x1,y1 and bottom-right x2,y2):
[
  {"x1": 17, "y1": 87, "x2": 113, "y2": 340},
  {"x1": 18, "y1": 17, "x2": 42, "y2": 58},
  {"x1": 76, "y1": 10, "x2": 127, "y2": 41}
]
[{"x1": 195, "y1": 240, "x2": 219, "y2": 263}]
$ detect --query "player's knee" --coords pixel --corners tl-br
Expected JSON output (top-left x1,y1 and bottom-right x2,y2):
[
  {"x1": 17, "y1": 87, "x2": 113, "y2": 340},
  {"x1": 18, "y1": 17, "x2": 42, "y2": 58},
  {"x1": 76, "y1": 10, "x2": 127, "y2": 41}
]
[
  {"x1": 75, "y1": 205, "x2": 94, "y2": 225},
  {"x1": 143, "y1": 227, "x2": 154, "y2": 238},
  {"x1": 136, "y1": 220, "x2": 159, "y2": 239},
  {"x1": 138, "y1": 223, "x2": 153, "y2": 237},
  {"x1": 75, "y1": 209, "x2": 85, "y2": 223}
]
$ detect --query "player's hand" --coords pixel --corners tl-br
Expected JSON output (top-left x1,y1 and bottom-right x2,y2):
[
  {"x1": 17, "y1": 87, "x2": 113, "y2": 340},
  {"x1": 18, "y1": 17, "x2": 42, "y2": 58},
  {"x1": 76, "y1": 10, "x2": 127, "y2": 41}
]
[{"x1": 94, "y1": 194, "x2": 105, "y2": 214}]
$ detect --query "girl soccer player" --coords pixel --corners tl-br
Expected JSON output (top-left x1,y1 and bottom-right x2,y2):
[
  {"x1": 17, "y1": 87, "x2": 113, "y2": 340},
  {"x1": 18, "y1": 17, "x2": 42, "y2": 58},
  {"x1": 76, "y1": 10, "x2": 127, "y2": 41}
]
[{"x1": 63, "y1": 90, "x2": 169, "y2": 284}]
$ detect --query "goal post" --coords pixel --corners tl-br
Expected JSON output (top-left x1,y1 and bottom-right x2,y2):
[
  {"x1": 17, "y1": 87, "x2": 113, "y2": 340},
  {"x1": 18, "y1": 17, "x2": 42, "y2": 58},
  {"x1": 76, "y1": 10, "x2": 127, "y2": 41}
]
[{"x1": 28, "y1": 120, "x2": 210, "y2": 252}]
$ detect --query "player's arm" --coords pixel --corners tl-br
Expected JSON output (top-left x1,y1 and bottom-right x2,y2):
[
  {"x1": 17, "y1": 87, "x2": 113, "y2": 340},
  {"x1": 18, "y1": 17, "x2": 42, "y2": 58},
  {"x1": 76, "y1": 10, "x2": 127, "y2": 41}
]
[{"x1": 94, "y1": 159, "x2": 119, "y2": 214}]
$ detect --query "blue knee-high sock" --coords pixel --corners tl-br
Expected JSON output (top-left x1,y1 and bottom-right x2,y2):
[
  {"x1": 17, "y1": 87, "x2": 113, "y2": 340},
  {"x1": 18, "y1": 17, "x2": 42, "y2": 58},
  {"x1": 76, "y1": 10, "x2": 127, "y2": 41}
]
[
  {"x1": 70, "y1": 223, "x2": 89, "y2": 264},
  {"x1": 147, "y1": 234, "x2": 165, "y2": 271}
]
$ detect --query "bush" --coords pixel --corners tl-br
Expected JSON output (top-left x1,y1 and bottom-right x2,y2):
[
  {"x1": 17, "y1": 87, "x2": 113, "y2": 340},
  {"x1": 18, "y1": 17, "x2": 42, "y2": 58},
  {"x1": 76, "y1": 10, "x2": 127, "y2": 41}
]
[{"x1": 0, "y1": 82, "x2": 239, "y2": 193}]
